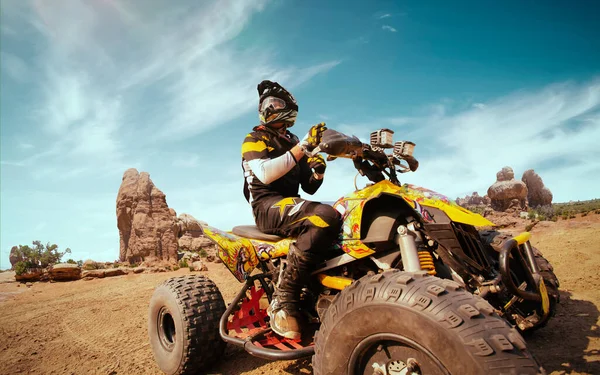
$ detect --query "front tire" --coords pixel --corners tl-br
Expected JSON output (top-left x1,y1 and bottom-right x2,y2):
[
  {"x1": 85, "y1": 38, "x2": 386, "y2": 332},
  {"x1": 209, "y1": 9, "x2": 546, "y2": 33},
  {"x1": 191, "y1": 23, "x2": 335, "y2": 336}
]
[
  {"x1": 148, "y1": 275, "x2": 226, "y2": 375},
  {"x1": 312, "y1": 270, "x2": 545, "y2": 375}
]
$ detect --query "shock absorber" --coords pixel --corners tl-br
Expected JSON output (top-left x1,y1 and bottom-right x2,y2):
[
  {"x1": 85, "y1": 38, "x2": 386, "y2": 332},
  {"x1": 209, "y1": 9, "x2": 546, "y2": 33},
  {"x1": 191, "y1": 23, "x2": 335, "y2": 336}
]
[{"x1": 418, "y1": 250, "x2": 437, "y2": 275}]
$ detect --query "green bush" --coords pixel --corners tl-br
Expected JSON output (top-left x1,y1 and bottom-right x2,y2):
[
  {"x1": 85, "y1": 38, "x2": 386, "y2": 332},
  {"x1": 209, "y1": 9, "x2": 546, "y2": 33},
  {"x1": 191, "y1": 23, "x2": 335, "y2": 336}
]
[
  {"x1": 14, "y1": 261, "x2": 36, "y2": 276},
  {"x1": 11, "y1": 241, "x2": 71, "y2": 272},
  {"x1": 179, "y1": 259, "x2": 189, "y2": 268},
  {"x1": 199, "y1": 249, "x2": 208, "y2": 258}
]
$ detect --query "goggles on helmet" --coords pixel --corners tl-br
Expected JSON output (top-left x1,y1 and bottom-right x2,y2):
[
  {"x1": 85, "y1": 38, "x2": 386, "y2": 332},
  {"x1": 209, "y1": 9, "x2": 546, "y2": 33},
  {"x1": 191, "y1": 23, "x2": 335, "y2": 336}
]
[{"x1": 259, "y1": 96, "x2": 287, "y2": 112}]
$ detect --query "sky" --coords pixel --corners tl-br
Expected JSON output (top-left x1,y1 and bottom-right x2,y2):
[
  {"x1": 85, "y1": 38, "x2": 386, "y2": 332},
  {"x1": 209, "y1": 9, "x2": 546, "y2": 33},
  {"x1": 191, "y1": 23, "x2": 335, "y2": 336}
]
[{"x1": 1, "y1": 0, "x2": 599, "y2": 268}]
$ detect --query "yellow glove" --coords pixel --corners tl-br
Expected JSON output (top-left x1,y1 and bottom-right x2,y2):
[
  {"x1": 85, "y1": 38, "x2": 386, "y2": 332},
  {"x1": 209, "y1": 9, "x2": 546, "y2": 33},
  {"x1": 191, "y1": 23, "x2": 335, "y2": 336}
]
[{"x1": 300, "y1": 122, "x2": 327, "y2": 152}]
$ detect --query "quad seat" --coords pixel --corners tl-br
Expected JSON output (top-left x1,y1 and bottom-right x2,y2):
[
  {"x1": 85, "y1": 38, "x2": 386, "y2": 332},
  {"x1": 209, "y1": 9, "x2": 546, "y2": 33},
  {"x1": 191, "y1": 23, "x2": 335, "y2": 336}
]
[{"x1": 232, "y1": 225, "x2": 284, "y2": 242}]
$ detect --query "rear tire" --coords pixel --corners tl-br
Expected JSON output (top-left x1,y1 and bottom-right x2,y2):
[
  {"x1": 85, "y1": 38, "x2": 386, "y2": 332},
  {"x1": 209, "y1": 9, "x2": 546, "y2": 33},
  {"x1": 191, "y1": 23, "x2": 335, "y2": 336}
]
[
  {"x1": 312, "y1": 270, "x2": 545, "y2": 375},
  {"x1": 148, "y1": 275, "x2": 226, "y2": 375}
]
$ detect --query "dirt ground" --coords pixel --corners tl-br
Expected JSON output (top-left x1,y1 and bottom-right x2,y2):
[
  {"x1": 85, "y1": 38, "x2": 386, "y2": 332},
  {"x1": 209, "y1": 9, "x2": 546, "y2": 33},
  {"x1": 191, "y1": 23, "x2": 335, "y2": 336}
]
[{"x1": 1, "y1": 214, "x2": 599, "y2": 375}]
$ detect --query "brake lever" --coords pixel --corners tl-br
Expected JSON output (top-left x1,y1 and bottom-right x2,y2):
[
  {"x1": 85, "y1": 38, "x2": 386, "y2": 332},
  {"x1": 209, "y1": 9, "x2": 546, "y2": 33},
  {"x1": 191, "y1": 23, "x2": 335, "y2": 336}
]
[{"x1": 304, "y1": 146, "x2": 322, "y2": 158}]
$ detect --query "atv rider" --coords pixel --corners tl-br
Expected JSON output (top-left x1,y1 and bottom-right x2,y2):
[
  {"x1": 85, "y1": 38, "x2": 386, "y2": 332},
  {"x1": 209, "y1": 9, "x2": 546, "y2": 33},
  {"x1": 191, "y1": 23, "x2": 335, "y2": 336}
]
[{"x1": 241, "y1": 80, "x2": 342, "y2": 340}]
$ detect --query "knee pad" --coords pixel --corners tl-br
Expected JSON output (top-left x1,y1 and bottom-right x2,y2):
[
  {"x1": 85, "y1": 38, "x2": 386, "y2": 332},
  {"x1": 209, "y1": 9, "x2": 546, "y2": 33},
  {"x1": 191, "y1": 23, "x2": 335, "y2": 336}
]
[{"x1": 313, "y1": 204, "x2": 342, "y2": 229}]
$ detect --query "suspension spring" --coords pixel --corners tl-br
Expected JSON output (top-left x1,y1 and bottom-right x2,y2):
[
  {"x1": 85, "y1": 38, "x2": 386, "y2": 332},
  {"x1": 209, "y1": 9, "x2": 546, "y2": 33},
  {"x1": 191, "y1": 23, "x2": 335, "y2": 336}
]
[{"x1": 418, "y1": 251, "x2": 436, "y2": 275}]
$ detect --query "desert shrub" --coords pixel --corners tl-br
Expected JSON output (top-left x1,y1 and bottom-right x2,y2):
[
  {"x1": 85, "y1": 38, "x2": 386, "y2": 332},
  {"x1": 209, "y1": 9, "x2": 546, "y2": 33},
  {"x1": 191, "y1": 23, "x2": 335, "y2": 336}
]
[
  {"x1": 582, "y1": 212, "x2": 588, "y2": 217},
  {"x1": 66, "y1": 259, "x2": 77, "y2": 264},
  {"x1": 14, "y1": 261, "x2": 36, "y2": 276},
  {"x1": 11, "y1": 241, "x2": 71, "y2": 272},
  {"x1": 198, "y1": 249, "x2": 208, "y2": 258},
  {"x1": 83, "y1": 261, "x2": 101, "y2": 270},
  {"x1": 527, "y1": 210, "x2": 537, "y2": 220},
  {"x1": 179, "y1": 259, "x2": 189, "y2": 268},
  {"x1": 525, "y1": 223, "x2": 535, "y2": 232},
  {"x1": 173, "y1": 265, "x2": 180, "y2": 271}
]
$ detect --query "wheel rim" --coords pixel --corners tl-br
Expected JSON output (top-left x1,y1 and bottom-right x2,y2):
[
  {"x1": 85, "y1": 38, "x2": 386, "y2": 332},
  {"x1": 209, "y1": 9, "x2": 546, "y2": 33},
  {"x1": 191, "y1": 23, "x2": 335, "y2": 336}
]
[
  {"x1": 348, "y1": 333, "x2": 450, "y2": 375},
  {"x1": 157, "y1": 306, "x2": 176, "y2": 352}
]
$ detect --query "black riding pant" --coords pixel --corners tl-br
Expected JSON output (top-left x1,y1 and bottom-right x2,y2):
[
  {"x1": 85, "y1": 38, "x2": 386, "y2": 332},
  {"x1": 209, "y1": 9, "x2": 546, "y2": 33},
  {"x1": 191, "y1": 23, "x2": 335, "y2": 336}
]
[{"x1": 253, "y1": 196, "x2": 341, "y2": 257}]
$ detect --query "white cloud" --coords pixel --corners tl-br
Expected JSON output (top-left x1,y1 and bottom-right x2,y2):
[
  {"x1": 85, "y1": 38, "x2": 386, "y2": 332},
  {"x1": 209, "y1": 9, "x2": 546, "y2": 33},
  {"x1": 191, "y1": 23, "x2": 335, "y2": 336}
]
[
  {"x1": 472, "y1": 102, "x2": 486, "y2": 109},
  {"x1": 334, "y1": 79, "x2": 600, "y2": 203},
  {"x1": 382, "y1": 25, "x2": 397, "y2": 33},
  {"x1": 379, "y1": 14, "x2": 392, "y2": 19},
  {"x1": 1, "y1": 0, "x2": 340, "y2": 180}
]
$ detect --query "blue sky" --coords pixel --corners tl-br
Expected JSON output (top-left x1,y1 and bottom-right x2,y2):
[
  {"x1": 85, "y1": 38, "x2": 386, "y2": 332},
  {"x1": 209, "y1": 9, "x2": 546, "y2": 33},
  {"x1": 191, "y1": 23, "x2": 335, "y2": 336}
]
[{"x1": 1, "y1": 0, "x2": 599, "y2": 268}]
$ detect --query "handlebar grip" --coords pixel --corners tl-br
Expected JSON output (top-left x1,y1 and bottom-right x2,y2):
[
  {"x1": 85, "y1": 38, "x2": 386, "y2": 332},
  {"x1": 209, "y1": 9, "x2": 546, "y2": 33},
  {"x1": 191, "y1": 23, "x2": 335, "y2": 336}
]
[
  {"x1": 318, "y1": 129, "x2": 363, "y2": 157},
  {"x1": 405, "y1": 155, "x2": 419, "y2": 172}
]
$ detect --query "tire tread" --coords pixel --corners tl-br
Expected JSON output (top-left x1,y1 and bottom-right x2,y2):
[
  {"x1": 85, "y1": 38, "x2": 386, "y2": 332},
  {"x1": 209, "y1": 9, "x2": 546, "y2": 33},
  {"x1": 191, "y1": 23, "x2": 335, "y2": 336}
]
[{"x1": 312, "y1": 270, "x2": 546, "y2": 375}]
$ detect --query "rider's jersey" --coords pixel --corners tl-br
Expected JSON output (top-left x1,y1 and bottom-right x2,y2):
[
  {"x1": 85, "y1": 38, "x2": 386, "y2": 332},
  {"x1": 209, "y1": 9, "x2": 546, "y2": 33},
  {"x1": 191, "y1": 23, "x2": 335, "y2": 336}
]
[{"x1": 241, "y1": 125, "x2": 322, "y2": 210}]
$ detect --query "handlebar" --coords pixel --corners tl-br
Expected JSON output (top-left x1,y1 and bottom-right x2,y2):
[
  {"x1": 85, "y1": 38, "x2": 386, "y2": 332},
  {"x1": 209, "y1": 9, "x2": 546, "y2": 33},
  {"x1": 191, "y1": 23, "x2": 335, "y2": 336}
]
[{"x1": 307, "y1": 128, "x2": 418, "y2": 184}]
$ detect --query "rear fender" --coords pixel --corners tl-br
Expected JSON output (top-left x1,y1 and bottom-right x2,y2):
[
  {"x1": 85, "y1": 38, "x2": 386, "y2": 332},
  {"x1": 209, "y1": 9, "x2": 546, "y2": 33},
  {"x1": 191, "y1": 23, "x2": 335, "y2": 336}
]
[{"x1": 202, "y1": 225, "x2": 260, "y2": 282}]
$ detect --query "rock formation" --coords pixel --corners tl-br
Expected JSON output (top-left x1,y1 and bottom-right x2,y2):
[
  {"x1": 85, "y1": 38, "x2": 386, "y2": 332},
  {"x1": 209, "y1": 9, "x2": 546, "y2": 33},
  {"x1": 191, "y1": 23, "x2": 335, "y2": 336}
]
[
  {"x1": 9, "y1": 246, "x2": 23, "y2": 269},
  {"x1": 116, "y1": 169, "x2": 179, "y2": 264},
  {"x1": 175, "y1": 213, "x2": 217, "y2": 258},
  {"x1": 487, "y1": 167, "x2": 528, "y2": 211},
  {"x1": 522, "y1": 169, "x2": 553, "y2": 207},
  {"x1": 456, "y1": 192, "x2": 491, "y2": 207},
  {"x1": 49, "y1": 263, "x2": 81, "y2": 281}
]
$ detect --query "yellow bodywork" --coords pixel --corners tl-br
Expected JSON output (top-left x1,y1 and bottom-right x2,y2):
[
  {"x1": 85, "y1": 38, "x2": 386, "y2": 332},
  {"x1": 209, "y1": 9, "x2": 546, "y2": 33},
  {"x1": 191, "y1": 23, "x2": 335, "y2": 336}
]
[
  {"x1": 513, "y1": 232, "x2": 531, "y2": 245},
  {"x1": 203, "y1": 179, "x2": 497, "y2": 281},
  {"x1": 333, "y1": 180, "x2": 495, "y2": 259},
  {"x1": 202, "y1": 225, "x2": 297, "y2": 282},
  {"x1": 318, "y1": 274, "x2": 353, "y2": 290}
]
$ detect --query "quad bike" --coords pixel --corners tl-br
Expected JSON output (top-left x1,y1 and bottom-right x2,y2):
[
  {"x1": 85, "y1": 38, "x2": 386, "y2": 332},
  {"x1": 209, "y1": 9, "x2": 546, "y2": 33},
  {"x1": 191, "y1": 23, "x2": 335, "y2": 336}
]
[{"x1": 148, "y1": 128, "x2": 559, "y2": 375}]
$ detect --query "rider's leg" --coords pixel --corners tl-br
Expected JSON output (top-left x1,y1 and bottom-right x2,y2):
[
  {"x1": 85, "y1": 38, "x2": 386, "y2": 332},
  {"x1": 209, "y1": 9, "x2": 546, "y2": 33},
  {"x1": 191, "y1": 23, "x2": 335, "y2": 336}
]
[{"x1": 258, "y1": 200, "x2": 341, "y2": 339}]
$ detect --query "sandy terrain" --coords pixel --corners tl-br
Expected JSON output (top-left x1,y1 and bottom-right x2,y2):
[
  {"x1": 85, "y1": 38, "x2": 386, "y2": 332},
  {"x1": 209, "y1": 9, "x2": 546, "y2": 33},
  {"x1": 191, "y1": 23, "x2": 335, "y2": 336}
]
[{"x1": 0, "y1": 215, "x2": 598, "y2": 375}]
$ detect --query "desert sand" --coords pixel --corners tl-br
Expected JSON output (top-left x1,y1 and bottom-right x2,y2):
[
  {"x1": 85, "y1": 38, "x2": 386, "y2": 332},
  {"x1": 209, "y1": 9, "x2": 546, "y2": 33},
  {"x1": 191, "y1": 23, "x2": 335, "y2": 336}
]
[{"x1": 1, "y1": 215, "x2": 599, "y2": 375}]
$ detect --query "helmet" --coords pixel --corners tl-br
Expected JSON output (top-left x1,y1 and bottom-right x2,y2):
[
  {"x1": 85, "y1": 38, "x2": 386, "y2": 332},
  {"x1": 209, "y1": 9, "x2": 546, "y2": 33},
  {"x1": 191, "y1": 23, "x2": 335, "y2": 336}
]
[{"x1": 257, "y1": 80, "x2": 298, "y2": 127}]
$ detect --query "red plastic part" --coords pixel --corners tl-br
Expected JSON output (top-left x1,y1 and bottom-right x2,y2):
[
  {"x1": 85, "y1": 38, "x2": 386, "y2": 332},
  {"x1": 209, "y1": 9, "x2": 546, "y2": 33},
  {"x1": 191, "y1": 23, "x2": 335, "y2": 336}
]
[
  {"x1": 227, "y1": 286, "x2": 268, "y2": 337},
  {"x1": 226, "y1": 285, "x2": 306, "y2": 350}
]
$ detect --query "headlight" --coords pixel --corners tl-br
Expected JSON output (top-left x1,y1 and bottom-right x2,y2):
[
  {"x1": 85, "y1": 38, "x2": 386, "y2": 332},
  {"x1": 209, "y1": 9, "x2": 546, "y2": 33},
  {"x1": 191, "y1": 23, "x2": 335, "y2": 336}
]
[
  {"x1": 394, "y1": 141, "x2": 416, "y2": 157},
  {"x1": 370, "y1": 128, "x2": 394, "y2": 148}
]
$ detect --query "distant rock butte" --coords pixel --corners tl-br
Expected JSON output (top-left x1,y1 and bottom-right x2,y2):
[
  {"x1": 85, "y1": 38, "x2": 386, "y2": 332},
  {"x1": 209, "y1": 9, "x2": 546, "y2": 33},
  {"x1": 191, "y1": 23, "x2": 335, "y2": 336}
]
[
  {"x1": 116, "y1": 168, "x2": 179, "y2": 264},
  {"x1": 487, "y1": 167, "x2": 528, "y2": 211},
  {"x1": 116, "y1": 168, "x2": 218, "y2": 265},
  {"x1": 522, "y1": 169, "x2": 553, "y2": 208},
  {"x1": 456, "y1": 167, "x2": 553, "y2": 215}
]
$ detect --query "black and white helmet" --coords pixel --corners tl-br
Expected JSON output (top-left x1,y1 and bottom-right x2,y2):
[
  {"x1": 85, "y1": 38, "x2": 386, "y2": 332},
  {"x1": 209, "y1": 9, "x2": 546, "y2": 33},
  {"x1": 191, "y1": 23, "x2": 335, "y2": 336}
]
[{"x1": 257, "y1": 80, "x2": 298, "y2": 126}]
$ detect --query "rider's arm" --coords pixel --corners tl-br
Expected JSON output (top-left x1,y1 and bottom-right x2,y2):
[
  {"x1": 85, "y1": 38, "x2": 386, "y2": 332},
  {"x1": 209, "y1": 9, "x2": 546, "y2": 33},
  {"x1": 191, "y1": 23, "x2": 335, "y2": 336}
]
[
  {"x1": 299, "y1": 155, "x2": 323, "y2": 195},
  {"x1": 242, "y1": 136, "x2": 306, "y2": 185}
]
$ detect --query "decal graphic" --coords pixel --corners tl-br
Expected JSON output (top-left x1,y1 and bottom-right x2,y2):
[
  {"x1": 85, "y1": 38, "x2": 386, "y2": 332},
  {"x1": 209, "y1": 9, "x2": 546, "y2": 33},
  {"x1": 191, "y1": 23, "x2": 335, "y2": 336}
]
[
  {"x1": 271, "y1": 197, "x2": 300, "y2": 220},
  {"x1": 288, "y1": 200, "x2": 305, "y2": 216},
  {"x1": 414, "y1": 200, "x2": 435, "y2": 223},
  {"x1": 202, "y1": 225, "x2": 260, "y2": 282}
]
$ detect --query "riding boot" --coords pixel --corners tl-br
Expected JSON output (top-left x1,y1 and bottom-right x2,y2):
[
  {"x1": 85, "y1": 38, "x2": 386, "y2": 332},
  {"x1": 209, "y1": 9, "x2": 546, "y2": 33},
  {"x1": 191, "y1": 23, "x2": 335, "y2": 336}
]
[{"x1": 268, "y1": 244, "x2": 318, "y2": 340}]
